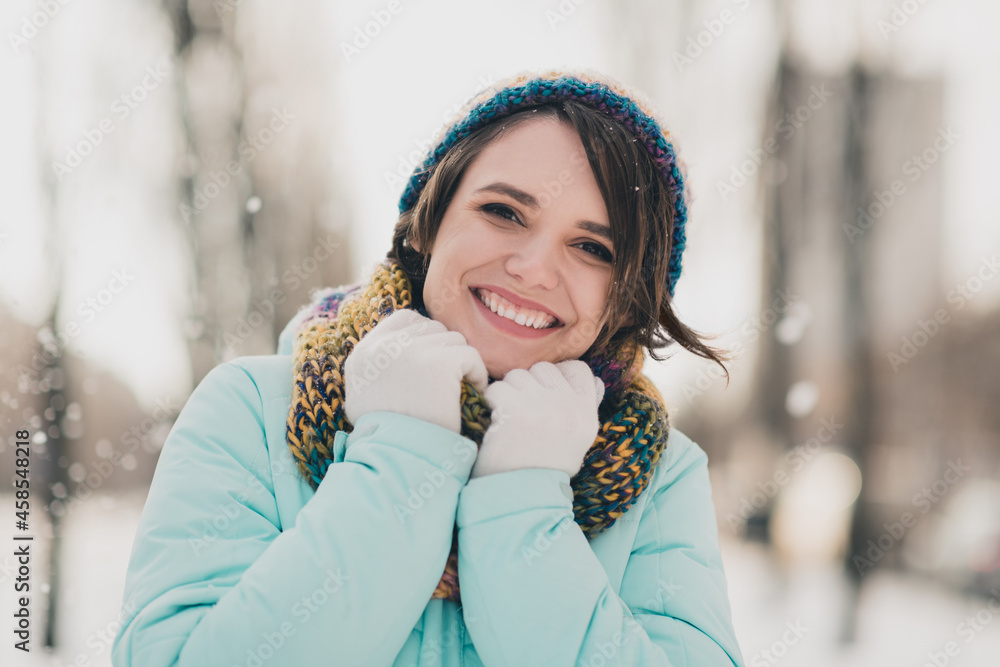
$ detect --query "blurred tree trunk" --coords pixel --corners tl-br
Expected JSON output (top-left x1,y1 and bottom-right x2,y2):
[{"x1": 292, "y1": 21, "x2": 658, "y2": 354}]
[
  {"x1": 756, "y1": 6, "x2": 878, "y2": 643},
  {"x1": 758, "y1": 55, "x2": 878, "y2": 643},
  {"x1": 229, "y1": 0, "x2": 353, "y2": 346},
  {"x1": 161, "y1": 0, "x2": 250, "y2": 381},
  {"x1": 40, "y1": 310, "x2": 69, "y2": 649},
  {"x1": 755, "y1": 53, "x2": 794, "y2": 448},
  {"x1": 761, "y1": 40, "x2": 943, "y2": 648},
  {"x1": 34, "y1": 45, "x2": 70, "y2": 649},
  {"x1": 841, "y1": 66, "x2": 945, "y2": 640},
  {"x1": 839, "y1": 63, "x2": 875, "y2": 645},
  {"x1": 162, "y1": 0, "x2": 351, "y2": 383}
]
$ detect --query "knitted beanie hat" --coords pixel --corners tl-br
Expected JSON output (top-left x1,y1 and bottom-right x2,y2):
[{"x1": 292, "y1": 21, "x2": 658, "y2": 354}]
[{"x1": 398, "y1": 69, "x2": 691, "y2": 298}]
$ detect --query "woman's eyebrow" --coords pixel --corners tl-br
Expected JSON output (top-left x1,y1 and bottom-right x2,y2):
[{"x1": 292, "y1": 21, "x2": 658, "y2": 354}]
[
  {"x1": 578, "y1": 220, "x2": 613, "y2": 243},
  {"x1": 474, "y1": 182, "x2": 539, "y2": 208},
  {"x1": 473, "y1": 181, "x2": 613, "y2": 242}
]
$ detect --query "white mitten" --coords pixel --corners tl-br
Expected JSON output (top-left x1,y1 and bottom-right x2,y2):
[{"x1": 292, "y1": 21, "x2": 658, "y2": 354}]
[
  {"x1": 344, "y1": 309, "x2": 489, "y2": 433},
  {"x1": 471, "y1": 360, "x2": 605, "y2": 479}
]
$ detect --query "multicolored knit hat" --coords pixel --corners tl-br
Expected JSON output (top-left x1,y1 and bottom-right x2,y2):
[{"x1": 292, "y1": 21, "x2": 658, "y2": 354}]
[{"x1": 398, "y1": 69, "x2": 691, "y2": 298}]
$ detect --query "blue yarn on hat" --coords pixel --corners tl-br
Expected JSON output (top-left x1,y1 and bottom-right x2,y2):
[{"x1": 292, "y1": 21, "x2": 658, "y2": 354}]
[{"x1": 398, "y1": 71, "x2": 690, "y2": 298}]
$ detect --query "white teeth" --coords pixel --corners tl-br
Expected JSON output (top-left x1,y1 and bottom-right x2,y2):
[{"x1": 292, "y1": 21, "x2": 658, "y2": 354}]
[{"x1": 476, "y1": 289, "x2": 556, "y2": 329}]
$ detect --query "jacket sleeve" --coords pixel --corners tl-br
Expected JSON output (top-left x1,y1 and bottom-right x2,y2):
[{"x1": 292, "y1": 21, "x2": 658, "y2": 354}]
[
  {"x1": 112, "y1": 359, "x2": 477, "y2": 667},
  {"x1": 455, "y1": 434, "x2": 744, "y2": 667}
]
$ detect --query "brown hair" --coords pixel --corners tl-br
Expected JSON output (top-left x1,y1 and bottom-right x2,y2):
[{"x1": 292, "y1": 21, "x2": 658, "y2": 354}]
[{"x1": 387, "y1": 101, "x2": 731, "y2": 383}]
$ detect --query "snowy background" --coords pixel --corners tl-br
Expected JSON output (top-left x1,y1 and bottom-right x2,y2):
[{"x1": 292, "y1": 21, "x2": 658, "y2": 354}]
[{"x1": 3, "y1": 0, "x2": 1000, "y2": 665}]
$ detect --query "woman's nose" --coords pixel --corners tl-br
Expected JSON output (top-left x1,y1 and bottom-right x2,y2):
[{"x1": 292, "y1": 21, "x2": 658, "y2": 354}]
[{"x1": 503, "y1": 236, "x2": 560, "y2": 290}]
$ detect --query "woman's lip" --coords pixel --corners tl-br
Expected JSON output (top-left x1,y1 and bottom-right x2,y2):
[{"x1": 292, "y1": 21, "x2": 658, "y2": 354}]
[
  {"x1": 471, "y1": 284, "x2": 561, "y2": 323},
  {"x1": 470, "y1": 288, "x2": 562, "y2": 338}
]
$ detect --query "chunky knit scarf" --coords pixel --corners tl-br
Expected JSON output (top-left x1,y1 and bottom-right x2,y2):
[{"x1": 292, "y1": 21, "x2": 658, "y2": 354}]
[{"x1": 285, "y1": 259, "x2": 671, "y2": 604}]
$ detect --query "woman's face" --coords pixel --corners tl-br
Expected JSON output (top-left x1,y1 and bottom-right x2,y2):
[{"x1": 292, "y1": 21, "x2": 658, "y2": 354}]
[{"x1": 417, "y1": 117, "x2": 614, "y2": 380}]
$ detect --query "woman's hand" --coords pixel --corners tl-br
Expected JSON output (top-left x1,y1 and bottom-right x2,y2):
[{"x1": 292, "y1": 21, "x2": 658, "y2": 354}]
[
  {"x1": 344, "y1": 309, "x2": 489, "y2": 433},
  {"x1": 471, "y1": 360, "x2": 605, "y2": 479}
]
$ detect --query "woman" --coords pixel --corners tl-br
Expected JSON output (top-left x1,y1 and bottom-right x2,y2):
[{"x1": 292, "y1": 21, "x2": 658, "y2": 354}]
[{"x1": 113, "y1": 70, "x2": 745, "y2": 666}]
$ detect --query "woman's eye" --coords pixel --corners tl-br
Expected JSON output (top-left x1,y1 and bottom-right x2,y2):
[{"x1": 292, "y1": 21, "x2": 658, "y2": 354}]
[
  {"x1": 481, "y1": 203, "x2": 522, "y2": 224},
  {"x1": 482, "y1": 203, "x2": 612, "y2": 263},
  {"x1": 579, "y1": 241, "x2": 614, "y2": 263}
]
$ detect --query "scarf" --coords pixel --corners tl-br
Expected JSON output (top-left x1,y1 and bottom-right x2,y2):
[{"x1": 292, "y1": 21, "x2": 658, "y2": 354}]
[{"x1": 285, "y1": 259, "x2": 671, "y2": 604}]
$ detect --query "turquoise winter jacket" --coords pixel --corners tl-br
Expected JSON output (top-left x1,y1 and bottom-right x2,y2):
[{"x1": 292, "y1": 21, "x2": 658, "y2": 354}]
[{"x1": 112, "y1": 315, "x2": 745, "y2": 667}]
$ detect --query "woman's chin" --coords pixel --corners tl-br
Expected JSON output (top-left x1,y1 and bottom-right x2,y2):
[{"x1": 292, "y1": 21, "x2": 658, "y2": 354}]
[
  {"x1": 485, "y1": 366, "x2": 507, "y2": 382},
  {"x1": 482, "y1": 355, "x2": 562, "y2": 381},
  {"x1": 483, "y1": 358, "x2": 516, "y2": 382}
]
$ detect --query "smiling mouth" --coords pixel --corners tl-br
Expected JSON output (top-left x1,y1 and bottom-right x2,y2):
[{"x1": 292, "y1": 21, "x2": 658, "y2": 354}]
[{"x1": 473, "y1": 287, "x2": 562, "y2": 330}]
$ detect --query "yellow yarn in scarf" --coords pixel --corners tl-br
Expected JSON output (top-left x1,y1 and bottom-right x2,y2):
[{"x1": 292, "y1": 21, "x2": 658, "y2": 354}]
[{"x1": 286, "y1": 260, "x2": 670, "y2": 603}]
